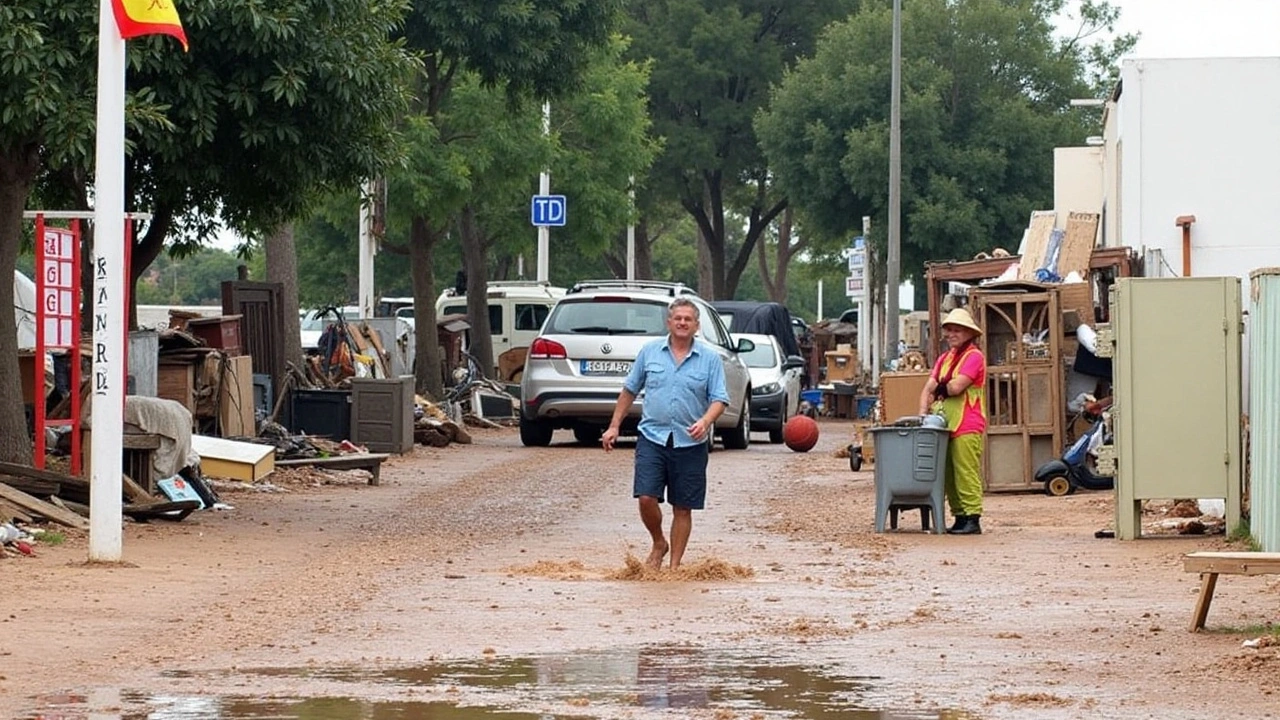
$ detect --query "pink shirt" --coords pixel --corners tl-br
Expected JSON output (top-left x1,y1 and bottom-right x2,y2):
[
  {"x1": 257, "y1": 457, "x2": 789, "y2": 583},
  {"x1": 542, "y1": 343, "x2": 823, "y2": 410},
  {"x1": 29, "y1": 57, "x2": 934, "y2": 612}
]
[{"x1": 931, "y1": 344, "x2": 986, "y2": 437}]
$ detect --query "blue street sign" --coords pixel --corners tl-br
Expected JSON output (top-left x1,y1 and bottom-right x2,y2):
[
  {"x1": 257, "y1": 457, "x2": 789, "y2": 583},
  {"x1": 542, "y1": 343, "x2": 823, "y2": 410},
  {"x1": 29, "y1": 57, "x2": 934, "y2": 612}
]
[{"x1": 531, "y1": 195, "x2": 567, "y2": 227}]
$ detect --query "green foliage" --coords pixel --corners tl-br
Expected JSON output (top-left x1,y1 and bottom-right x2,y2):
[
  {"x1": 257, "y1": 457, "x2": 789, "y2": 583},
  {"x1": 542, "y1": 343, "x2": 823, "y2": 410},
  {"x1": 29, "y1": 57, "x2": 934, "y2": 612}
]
[
  {"x1": 1227, "y1": 519, "x2": 1262, "y2": 552},
  {"x1": 623, "y1": 0, "x2": 859, "y2": 297},
  {"x1": 757, "y1": 0, "x2": 1130, "y2": 286},
  {"x1": 133, "y1": 247, "x2": 243, "y2": 305},
  {"x1": 36, "y1": 530, "x2": 66, "y2": 546},
  {"x1": 129, "y1": 0, "x2": 418, "y2": 242},
  {"x1": 403, "y1": 0, "x2": 624, "y2": 103}
]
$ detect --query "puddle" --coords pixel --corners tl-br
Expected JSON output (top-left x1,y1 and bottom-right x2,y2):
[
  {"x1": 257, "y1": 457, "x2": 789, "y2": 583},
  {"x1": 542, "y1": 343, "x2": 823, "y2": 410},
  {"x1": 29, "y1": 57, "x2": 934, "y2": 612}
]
[{"x1": 21, "y1": 645, "x2": 977, "y2": 719}]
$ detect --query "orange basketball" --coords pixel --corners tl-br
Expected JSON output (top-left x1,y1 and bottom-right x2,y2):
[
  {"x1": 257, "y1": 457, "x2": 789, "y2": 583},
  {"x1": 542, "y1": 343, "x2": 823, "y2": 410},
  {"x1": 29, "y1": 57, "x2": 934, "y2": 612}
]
[{"x1": 783, "y1": 415, "x2": 820, "y2": 452}]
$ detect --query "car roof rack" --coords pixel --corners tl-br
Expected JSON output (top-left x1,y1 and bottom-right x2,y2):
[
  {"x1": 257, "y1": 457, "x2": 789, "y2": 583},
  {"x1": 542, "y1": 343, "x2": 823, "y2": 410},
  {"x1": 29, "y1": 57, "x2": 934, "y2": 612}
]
[{"x1": 568, "y1": 279, "x2": 698, "y2": 297}]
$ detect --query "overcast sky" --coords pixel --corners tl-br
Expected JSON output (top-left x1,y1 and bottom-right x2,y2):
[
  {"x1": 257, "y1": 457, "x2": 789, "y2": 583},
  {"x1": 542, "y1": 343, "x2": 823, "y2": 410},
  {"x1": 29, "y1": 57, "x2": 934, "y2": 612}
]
[{"x1": 1104, "y1": 0, "x2": 1280, "y2": 58}]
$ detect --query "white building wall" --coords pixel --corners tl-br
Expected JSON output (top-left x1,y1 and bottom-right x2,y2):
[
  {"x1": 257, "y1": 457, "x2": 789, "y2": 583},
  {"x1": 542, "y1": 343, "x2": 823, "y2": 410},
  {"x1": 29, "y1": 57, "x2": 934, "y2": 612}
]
[
  {"x1": 1052, "y1": 146, "x2": 1104, "y2": 228},
  {"x1": 1117, "y1": 57, "x2": 1280, "y2": 279}
]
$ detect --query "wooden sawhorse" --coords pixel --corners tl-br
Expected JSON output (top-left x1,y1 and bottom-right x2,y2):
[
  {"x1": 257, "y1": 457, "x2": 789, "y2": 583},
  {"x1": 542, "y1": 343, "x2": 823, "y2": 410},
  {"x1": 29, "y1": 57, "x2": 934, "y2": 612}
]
[{"x1": 1183, "y1": 551, "x2": 1280, "y2": 631}]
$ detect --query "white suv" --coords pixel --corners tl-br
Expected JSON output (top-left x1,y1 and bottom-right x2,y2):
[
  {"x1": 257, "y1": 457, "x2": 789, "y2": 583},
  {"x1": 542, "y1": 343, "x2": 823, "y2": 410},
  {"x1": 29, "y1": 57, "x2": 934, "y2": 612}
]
[{"x1": 519, "y1": 280, "x2": 754, "y2": 448}]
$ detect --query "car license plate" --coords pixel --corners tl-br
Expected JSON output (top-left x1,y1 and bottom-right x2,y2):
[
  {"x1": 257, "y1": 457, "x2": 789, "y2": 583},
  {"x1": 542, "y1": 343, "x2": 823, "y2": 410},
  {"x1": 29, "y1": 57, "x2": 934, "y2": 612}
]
[{"x1": 581, "y1": 360, "x2": 632, "y2": 376}]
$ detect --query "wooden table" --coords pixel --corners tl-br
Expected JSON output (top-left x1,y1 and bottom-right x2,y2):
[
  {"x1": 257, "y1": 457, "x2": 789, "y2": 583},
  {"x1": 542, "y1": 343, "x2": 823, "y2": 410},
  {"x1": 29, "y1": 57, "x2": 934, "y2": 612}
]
[
  {"x1": 274, "y1": 453, "x2": 390, "y2": 485},
  {"x1": 1183, "y1": 551, "x2": 1280, "y2": 631}
]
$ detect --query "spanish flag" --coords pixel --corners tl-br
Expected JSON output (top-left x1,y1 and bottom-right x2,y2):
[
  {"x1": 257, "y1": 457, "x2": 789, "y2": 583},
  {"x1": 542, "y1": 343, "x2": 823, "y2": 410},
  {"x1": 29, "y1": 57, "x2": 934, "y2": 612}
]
[{"x1": 111, "y1": 0, "x2": 188, "y2": 51}]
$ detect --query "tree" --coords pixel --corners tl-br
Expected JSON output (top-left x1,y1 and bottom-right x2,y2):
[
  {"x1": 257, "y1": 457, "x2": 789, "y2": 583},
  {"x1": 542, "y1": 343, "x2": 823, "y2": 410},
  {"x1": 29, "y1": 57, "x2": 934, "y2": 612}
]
[
  {"x1": 0, "y1": 1, "x2": 416, "y2": 462},
  {"x1": 756, "y1": 0, "x2": 1136, "y2": 294},
  {"x1": 391, "y1": 0, "x2": 626, "y2": 395},
  {"x1": 624, "y1": 0, "x2": 859, "y2": 300}
]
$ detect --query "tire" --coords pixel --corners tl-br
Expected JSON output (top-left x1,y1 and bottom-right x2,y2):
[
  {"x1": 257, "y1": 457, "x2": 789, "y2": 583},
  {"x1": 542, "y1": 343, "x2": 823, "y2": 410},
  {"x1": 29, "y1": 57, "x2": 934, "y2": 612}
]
[
  {"x1": 573, "y1": 425, "x2": 602, "y2": 446},
  {"x1": 721, "y1": 397, "x2": 751, "y2": 450},
  {"x1": 769, "y1": 396, "x2": 787, "y2": 444},
  {"x1": 849, "y1": 450, "x2": 863, "y2": 472},
  {"x1": 519, "y1": 416, "x2": 553, "y2": 447},
  {"x1": 1044, "y1": 474, "x2": 1074, "y2": 497}
]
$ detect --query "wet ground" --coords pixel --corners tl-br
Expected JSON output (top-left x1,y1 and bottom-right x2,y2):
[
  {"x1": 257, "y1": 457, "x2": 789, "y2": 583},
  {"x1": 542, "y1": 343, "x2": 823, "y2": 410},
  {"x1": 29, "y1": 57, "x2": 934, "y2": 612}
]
[
  {"x1": 4, "y1": 421, "x2": 1279, "y2": 719},
  {"x1": 25, "y1": 645, "x2": 972, "y2": 719}
]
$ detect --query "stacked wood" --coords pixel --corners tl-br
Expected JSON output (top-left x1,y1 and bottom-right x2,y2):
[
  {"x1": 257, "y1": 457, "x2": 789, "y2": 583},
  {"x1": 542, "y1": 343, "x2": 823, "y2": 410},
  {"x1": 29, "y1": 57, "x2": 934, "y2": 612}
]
[{"x1": 0, "y1": 460, "x2": 199, "y2": 527}]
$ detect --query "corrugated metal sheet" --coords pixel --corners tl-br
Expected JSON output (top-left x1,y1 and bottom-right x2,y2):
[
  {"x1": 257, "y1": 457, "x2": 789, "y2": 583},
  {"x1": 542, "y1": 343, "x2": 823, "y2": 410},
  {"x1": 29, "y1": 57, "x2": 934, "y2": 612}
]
[{"x1": 1250, "y1": 268, "x2": 1280, "y2": 551}]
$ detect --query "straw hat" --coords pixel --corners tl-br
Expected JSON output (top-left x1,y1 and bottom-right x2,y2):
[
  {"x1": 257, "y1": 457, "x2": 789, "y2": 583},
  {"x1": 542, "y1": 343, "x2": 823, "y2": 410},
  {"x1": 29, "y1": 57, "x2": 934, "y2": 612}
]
[{"x1": 940, "y1": 307, "x2": 983, "y2": 335}]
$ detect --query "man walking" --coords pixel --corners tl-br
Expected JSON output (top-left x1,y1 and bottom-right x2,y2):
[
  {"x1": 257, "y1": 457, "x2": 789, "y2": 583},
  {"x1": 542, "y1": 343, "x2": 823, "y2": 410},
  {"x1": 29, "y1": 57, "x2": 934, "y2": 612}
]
[{"x1": 602, "y1": 298, "x2": 729, "y2": 570}]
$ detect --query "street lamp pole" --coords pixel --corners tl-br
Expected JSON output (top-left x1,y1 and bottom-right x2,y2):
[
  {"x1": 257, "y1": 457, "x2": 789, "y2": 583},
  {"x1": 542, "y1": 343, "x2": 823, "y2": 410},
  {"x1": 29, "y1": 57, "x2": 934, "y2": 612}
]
[{"x1": 886, "y1": 0, "x2": 902, "y2": 360}]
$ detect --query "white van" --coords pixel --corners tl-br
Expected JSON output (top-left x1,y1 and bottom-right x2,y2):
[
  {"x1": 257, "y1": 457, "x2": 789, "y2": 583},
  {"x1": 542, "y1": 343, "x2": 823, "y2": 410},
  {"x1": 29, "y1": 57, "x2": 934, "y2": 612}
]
[{"x1": 433, "y1": 281, "x2": 567, "y2": 379}]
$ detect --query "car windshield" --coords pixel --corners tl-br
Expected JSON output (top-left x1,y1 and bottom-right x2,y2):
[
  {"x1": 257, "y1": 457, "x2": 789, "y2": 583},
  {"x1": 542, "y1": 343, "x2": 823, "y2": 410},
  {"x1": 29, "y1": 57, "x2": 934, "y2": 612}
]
[
  {"x1": 739, "y1": 341, "x2": 778, "y2": 369},
  {"x1": 545, "y1": 299, "x2": 669, "y2": 335}
]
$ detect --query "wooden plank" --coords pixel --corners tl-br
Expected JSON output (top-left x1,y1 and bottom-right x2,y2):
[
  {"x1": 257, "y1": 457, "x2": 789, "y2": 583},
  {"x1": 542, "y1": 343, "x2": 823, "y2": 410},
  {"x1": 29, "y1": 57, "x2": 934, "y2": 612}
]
[
  {"x1": 1056, "y1": 212, "x2": 1100, "y2": 280},
  {"x1": 1183, "y1": 551, "x2": 1280, "y2": 575},
  {"x1": 0, "y1": 483, "x2": 91, "y2": 529},
  {"x1": 275, "y1": 453, "x2": 389, "y2": 485},
  {"x1": 49, "y1": 495, "x2": 90, "y2": 519},
  {"x1": 0, "y1": 476, "x2": 60, "y2": 496},
  {"x1": 0, "y1": 500, "x2": 33, "y2": 523},
  {"x1": 1190, "y1": 572, "x2": 1219, "y2": 632},
  {"x1": 122, "y1": 499, "x2": 201, "y2": 522},
  {"x1": 121, "y1": 473, "x2": 156, "y2": 504},
  {"x1": 1017, "y1": 211, "x2": 1058, "y2": 280}
]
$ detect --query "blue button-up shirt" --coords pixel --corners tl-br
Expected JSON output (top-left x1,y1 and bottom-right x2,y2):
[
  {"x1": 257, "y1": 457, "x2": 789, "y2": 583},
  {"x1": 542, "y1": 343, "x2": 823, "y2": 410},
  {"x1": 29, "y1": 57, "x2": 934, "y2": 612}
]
[{"x1": 624, "y1": 336, "x2": 730, "y2": 448}]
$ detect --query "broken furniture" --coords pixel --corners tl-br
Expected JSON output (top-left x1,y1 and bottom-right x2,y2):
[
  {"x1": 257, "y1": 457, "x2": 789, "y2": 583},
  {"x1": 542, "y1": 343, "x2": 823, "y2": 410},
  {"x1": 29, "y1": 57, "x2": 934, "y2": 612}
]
[
  {"x1": 274, "y1": 453, "x2": 390, "y2": 486},
  {"x1": 970, "y1": 285, "x2": 1065, "y2": 491},
  {"x1": 1183, "y1": 551, "x2": 1280, "y2": 631}
]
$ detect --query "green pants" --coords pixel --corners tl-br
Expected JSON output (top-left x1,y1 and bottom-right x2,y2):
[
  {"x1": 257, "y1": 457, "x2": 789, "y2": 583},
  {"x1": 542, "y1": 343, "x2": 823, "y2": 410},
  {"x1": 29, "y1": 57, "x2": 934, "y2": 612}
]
[{"x1": 945, "y1": 432, "x2": 984, "y2": 516}]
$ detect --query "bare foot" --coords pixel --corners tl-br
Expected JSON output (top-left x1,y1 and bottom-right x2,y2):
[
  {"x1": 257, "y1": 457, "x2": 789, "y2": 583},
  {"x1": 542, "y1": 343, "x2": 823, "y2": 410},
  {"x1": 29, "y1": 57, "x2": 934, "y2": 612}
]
[{"x1": 645, "y1": 541, "x2": 669, "y2": 570}]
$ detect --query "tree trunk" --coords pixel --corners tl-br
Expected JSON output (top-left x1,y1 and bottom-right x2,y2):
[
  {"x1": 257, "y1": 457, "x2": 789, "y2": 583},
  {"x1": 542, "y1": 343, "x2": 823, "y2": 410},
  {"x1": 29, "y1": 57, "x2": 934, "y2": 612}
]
[
  {"x1": 409, "y1": 216, "x2": 444, "y2": 399},
  {"x1": 758, "y1": 206, "x2": 802, "y2": 305},
  {"x1": 458, "y1": 205, "x2": 493, "y2": 379},
  {"x1": 604, "y1": 219, "x2": 654, "y2": 280},
  {"x1": 129, "y1": 207, "x2": 173, "y2": 331},
  {"x1": 264, "y1": 222, "x2": 303, "y2": 370},
  {"x1": 0, "y1": 142, "x2": 41, "y2": 464}
]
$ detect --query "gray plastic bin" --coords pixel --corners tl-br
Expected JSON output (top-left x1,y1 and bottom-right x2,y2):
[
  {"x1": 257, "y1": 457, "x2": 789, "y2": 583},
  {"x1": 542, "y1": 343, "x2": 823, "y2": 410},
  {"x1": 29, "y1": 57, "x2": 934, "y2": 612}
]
[{"x1": 869, "y1": 423, "x2": 949, "y2": 533}]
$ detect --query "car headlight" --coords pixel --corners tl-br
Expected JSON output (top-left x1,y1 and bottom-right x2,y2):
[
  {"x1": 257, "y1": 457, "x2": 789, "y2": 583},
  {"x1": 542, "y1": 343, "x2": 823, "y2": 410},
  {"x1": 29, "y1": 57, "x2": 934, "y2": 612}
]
[{"x1": 753, "y1": 382, "x2": 781, "y2": 396}]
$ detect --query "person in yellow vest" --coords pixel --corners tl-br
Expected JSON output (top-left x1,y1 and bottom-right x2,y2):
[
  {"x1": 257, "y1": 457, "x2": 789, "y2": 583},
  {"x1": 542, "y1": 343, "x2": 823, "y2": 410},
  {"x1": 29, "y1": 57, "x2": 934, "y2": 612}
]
[{"x1": 918, "y1": 308, "x2": 986, "y2": 534}]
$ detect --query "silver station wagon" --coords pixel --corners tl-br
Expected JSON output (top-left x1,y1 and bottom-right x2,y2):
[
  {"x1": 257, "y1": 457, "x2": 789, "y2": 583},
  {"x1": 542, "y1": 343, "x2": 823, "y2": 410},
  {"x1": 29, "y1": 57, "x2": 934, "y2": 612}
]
[{"x1": 518, "y1": 280, "x2": 754, "y2": 449}]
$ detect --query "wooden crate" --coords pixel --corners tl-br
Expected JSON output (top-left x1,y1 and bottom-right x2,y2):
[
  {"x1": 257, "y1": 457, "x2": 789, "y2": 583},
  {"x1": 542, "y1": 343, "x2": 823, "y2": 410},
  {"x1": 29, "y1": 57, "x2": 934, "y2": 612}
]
[{"x1": 157, "y1": 362, "x2": 196, "y2": 414}]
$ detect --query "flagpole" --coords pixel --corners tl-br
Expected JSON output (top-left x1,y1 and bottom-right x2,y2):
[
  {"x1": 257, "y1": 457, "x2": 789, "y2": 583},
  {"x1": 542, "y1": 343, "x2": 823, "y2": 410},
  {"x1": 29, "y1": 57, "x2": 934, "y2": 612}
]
[{"x1": 90, "y1": 0, "x2": 127, "y2": 562}]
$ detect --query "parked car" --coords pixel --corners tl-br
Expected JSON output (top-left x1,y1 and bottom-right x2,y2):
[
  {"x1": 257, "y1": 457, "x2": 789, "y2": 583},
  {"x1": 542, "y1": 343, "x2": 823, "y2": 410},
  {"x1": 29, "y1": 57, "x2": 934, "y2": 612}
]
[
  {"x1": 519, "y1": 280, "x2": 754, "y2": 448},
  {"x1": 733, "y1": 333, "x2": 804, "y2": 443},
  {"x1": 300, "y1": 306, "x2": 359, "y2": 351},
  {"x1": 432, "y1": 281, "x2": 566, "y2": 380}
]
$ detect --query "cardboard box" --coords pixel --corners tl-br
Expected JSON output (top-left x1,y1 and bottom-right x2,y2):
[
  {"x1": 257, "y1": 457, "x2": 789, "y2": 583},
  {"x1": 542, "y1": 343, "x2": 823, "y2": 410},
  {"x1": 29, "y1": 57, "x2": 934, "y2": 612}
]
[
  {"x1": 824, "y1": 350, "x2": 859, "y2": 383},
  {"x1": 879, "y1": 371, "x2": 931, "y2": 424}
]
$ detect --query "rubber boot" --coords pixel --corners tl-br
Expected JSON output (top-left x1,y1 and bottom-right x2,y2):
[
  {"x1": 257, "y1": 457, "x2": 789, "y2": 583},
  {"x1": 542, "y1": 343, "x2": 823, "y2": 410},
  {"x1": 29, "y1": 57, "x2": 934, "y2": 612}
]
[
  {"x1": 948, "y1": 515, "x2": 982, "y2": 535},
  {"x1": 947, "y1": 515, "x2": 970, "y2": 533}
]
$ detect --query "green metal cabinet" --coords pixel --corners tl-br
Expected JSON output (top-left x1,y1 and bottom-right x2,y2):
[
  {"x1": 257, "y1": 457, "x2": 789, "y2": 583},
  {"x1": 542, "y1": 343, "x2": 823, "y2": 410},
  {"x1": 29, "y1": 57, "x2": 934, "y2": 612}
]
[{"x1": 1098, "y1": 277, "x2": 1242, "y2": 539}]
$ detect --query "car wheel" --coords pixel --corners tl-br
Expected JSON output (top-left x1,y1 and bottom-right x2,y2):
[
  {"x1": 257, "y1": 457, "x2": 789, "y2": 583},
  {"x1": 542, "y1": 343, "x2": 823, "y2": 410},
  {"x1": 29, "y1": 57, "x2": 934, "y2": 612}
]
[
  {"x1": 572, "y1": 425, "x2": 602, "y2": 446},
  {"x1": 519, "y1": 416, "x2": 553, "y2": 447},
  {"x1": 721, "y1": 397, "x2": 751, "y2": 450},
  {"x1": 769, "y1": 396, "x2": 788, "y2": 444}
]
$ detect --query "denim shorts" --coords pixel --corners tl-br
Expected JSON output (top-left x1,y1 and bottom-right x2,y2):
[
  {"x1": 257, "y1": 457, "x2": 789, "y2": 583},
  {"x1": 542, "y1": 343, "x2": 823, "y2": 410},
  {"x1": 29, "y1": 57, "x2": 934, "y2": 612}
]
[{"x1": 633, "y1": 434, "x2": 709, "y2": 509}]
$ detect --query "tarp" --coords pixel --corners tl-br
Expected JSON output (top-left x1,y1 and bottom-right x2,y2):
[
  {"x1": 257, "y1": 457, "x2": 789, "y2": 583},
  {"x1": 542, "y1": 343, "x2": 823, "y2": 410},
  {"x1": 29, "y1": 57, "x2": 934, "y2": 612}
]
[
  {"x1": 710, "y1": 301, "x2": 802, "y2": 358},
  {"x1": 14, "y1": 270, "x2": 36, "y2": 349}
]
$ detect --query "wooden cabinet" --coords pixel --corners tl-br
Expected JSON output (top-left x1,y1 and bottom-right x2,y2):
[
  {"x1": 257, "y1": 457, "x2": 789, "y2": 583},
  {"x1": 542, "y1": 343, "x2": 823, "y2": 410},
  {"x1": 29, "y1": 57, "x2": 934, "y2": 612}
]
[{"x1": 971, "y1": 288, "x2": 1064, "y2": 491}]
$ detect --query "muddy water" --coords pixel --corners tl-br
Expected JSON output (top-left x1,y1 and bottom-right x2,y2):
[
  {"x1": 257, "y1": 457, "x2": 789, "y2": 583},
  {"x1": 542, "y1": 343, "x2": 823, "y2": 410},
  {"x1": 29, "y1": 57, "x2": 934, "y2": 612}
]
[{"x1": 22, "y1": 645, "x2": 976, "y2": 719}]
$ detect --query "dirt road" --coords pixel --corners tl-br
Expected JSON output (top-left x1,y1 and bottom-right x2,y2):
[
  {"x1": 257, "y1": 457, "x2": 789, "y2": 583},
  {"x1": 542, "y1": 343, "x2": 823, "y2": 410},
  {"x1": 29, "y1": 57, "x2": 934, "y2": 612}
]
[{"x1": 3, "y1": 420, "x2": 1277, "y2": 719}]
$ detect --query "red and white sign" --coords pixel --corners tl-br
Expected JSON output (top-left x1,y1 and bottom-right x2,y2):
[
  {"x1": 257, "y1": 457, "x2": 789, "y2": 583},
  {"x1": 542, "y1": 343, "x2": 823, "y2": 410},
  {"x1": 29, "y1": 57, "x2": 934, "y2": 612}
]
[{"x1": 40, "y1": 228, "x2": 76, "y2": 347}]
